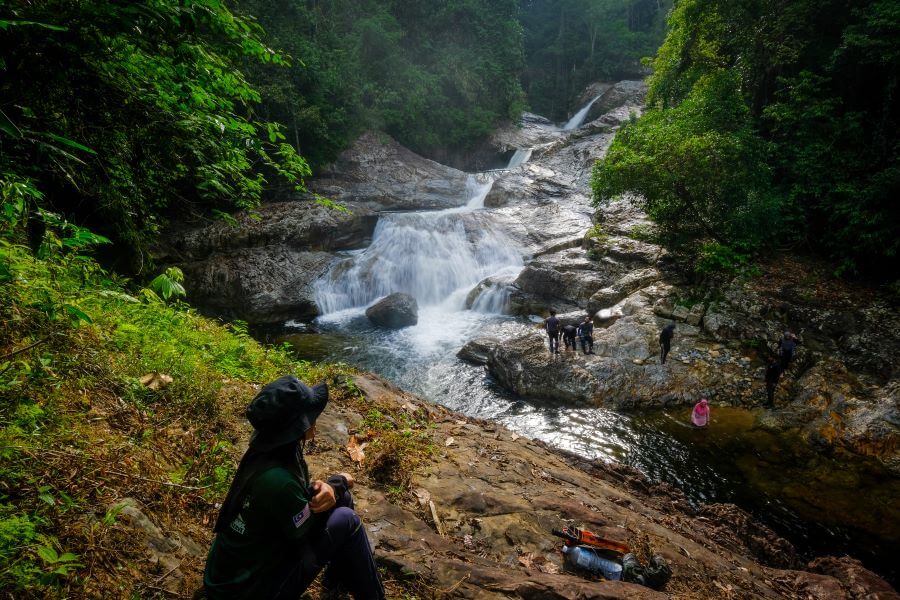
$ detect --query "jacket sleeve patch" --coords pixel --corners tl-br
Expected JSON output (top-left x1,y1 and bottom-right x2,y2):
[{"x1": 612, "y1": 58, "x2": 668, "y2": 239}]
[{"x1": 292, "y1": 505, "x2": 311, "y2": 529}]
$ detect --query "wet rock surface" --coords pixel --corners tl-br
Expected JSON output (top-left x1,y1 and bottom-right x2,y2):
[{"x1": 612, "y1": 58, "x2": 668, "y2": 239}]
[{"x1": 365, "y1": 293, "x2": 419, "y2": 329}]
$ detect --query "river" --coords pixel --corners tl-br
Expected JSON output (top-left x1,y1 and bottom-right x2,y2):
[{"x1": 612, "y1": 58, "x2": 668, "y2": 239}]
[{"x1": 262, "y1": 95, "x2": 899, "y2": 583}]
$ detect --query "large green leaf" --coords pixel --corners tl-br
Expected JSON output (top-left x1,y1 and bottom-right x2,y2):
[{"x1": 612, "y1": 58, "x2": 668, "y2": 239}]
[{"x1": 0, "y1": 108, "x2": 22, "y2": 138}]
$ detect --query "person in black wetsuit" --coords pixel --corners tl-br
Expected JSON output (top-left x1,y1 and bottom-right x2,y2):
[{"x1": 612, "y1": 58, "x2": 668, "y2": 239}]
[
  {"x1": 779, "y1": 331, "x2": 798, "y2": 369},
  {"x1": 764, "y1": 356, "x2": 783, "y2": 407},
  {"x1": 562, "y1": 323, "x2": 578, "y2": 352},
  {"x1": 577, "y1": 316, "x2": 594, "y2": 355},
  {"x1": 659, "y1": 323, "x2": 676, "y2": 364},
  {"x1": 544, "y1": 309, "x2": 561, "y2": 355}
]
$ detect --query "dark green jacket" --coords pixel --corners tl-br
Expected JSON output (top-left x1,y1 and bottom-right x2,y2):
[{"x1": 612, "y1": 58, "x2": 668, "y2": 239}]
[{"x1": 203, "y1": 467, "x2": 315, "y2": 600}]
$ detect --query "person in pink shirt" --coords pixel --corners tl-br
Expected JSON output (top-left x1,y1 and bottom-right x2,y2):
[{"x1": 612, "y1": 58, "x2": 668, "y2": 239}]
[{"x1": 691, "y1": 398, "x2": 710, "y2": 428}]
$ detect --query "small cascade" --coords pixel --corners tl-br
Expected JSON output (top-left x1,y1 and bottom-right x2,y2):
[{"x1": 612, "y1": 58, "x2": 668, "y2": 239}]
[
  {"x1": 462, "y1": 173, "x2": 494, "y2": 210},
  {"x1": 469, "y1": 267, "x2": 522, "y2": 314},
  {"x1": 563, "y1": 95, "x2": 602, "y2": 131},
  {"x1": 506, "y1": 148, "x2": 533, "y2": 169},
  {"x1": 314, "y1": 174, "x2": 519, "y2": 315}
]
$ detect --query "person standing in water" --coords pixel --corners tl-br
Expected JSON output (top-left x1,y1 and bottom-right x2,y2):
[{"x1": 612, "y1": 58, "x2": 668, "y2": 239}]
[
  {"x1": 544, "y1": 309, "x2": 561, "y2": 355},
  {"x1": 659, "y1": 323, "x2": 676, "y2": 364},
  {"x1": 691, "y1": 398, "x2": 710, "y2": 428}
]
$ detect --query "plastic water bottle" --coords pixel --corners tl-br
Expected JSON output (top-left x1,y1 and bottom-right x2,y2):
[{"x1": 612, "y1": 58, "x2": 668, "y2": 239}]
[{"x1": 562, "y1": 545, "x2": 623, "y2": 581}]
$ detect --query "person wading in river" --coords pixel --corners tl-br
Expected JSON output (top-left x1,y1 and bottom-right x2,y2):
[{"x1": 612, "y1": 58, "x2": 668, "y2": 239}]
[
  {"x1": 544, "y1": 309, "x2": 561, "y2": 355},
  {"x1": 691, "y1": 398, "x2": 710, "y2": 428},
  {"x1": 659, "y1": 323, "x2": 676, "y2": 364},
  {"x1": 202, "y1": 376, "x2": 385, "y2": 600}
]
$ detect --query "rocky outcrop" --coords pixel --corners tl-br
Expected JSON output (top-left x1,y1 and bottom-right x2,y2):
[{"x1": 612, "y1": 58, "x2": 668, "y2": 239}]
[
  {"x1": 311, "y1": 131, "x2": 472, "y2": 212},
  {"x1": 484, "y1": 297, "x2": 738, "y2": 409},
  {"x1": 312, "y1": 374, "x2": 897, "y2": 600},
  {"x1": 160, "y1": 201, "x2": 376, "y2": 325},
  {"x1": 583, "y1": 80, "x2": 648, "y2": 124},
  {"x1": 457, "y1": 336, "x2": 500, "y2": 365},
  {"x1": 365, "y1": 293, "x2": 418, "y2": 328},
  {"x1": 181, "y1": 248, "x2": 333, "y2": 324}
]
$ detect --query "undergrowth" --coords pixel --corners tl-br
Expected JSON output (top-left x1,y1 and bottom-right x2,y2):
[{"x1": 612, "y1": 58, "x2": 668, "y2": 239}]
[
  {"x1": 0, "y1": 185, "x2": 354, "y2": 597},
  {"x1": 360, "y1": 408, "x2": 436, "y2": 500}
]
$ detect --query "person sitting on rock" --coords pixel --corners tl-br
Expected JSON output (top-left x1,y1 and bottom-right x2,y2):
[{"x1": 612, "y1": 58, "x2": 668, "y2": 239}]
[
  {"x1": 544, "y1": 309, "x2": 561, "y2": 355},
  {"x1": 659, "y1": 323, "x2": 676, "y2": 364},
  {"x1": 691, "y1": 398, "x2": 710, "y2": 428},
  {"x1": 577, "y1": 315, "x2": 594, "y2": 355},
  {"x1": 778, "y1": 330, "x2": 798, "y2": 369},
  {"x1": 202, "y1": 375, "x2": 385, "y2": 600},
  {"x1": 764, "y1": 356, "x2": 783, "y2": 408},
  {"x1": 562, "y1": 323, "x2": 578, "y2": 352}
]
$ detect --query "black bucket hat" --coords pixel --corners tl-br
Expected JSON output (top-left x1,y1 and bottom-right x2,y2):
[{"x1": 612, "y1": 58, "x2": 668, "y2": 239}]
[{"x1": 246, "y1": 375, "x2": 329, "y2": 451}]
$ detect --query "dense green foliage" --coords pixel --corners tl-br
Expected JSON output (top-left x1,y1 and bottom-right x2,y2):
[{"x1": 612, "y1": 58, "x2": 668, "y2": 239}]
[
  {"x1": 0, "y1": 179, "x2": 347, "y2": 595},
  {"x1": 520, "y1": 0, "x2": 670, "y2": 120},
  {"x1": 237, "y1": 0, "x2": 526, "y2": 166},
  {"x1": 0, "y1": 1, "x2": 310, "y2": 269},
  {"x1": 593, "y1": 0, "x2": 900, "y2": 276}
]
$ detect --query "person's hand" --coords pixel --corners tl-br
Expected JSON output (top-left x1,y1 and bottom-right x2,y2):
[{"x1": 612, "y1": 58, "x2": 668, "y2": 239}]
[
  {"x1": 309, "y1": 480, "x2": 336, "y2": 513},
  {"x1": 338, "y1": 472, "x2": 355, "y2": 489}
]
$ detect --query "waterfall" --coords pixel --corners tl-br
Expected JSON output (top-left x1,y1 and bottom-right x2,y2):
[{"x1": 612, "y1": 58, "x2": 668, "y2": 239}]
[
  {"x1": 506, "y1": 148, "x2": 533, "y2": 169},
  {"x1": 563, "y1": 95, "x2": 602, "y2": 131},
  {"x1": 469, "y1": 267, "x2": 522, "y2": 314},
  {"x1": 314, "y1": 174, "x2": 520, "y2": 314}
]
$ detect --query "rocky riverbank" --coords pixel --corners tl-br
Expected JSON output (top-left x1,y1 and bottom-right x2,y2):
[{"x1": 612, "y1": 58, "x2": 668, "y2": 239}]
[
  {"x1": 119, "y1": 372, "x2": 898, "y2": 599},
  {"x1": 159, "y1": 76, "x2": 899, "y2": 583}
]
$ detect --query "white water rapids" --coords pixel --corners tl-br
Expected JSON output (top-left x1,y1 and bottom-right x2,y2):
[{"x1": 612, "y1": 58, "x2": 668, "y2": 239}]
[{"x1": 313, "y1": 174, "x2": 522, "y2": 317}]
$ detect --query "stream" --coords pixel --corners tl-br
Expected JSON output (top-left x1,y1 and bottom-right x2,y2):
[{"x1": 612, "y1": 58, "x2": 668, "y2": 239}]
[{"x1": 263, "y1": 96, "x2": 899, "y2": 583}]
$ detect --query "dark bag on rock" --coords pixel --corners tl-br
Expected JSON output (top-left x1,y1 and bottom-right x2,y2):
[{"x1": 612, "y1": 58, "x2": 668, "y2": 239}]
[
  {"x1": 621, "y1": 553, "x2": 645, "y2": 586},
  {"x1": 644, "y1": 555, "x2": 672, "y2": 590},
  {"x1": 621, "y1": 553, "x2": 671, "y2": 590}
]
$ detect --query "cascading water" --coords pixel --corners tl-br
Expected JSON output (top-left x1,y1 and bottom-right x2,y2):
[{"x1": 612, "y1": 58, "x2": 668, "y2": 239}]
[
  {"x1": 314, "y1": 174, "x2": 521, "y2": 316},
  {"x1": 506, "y1": 148, "x2": 533, "y2": 169},
  {"x1": 563, "y1": 95, "x2": 602, "y2": 130}
]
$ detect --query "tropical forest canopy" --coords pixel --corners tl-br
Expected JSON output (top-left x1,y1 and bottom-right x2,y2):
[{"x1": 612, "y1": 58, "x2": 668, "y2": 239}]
[
  {"x1": 592, "y1": 0, "x2": 900, "y2": 277},
  {"x1": 520, "y1": 0, "x2": 671, "y2": 120},
  {"x1": 2, "y1": 0, "x2": 898, "y2": 280}
]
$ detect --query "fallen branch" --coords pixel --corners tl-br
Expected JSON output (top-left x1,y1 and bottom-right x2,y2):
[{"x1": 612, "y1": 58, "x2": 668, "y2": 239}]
[
  {"x1": 0, "y1": 335, "x2": 52, "y2": 361},
  {"x1": 103, "y1": 469, "x2": 214, "y2": 492}
]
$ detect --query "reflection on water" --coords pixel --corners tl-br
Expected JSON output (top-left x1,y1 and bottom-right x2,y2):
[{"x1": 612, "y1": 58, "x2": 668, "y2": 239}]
[{"x1": 264, "y1": 309, "x2": 899, "y2": 584}]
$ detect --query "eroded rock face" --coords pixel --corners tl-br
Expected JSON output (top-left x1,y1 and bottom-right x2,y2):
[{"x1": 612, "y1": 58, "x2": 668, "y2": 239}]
[
  {"x1": 310, "y1": 131, "x2": 472, "y2": 212},
  {"x1": 180, "y1": 248, "x2": 333, "y2": 324},
  {"x1": 697, "y1": 504, "x2": 797, "y2": 568},
  {"x1": 365, "y1": 293, "x2": 418, "y2": 329}
]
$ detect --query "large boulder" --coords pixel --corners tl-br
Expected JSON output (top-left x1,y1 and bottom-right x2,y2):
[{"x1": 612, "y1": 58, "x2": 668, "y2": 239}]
[
  {"x1": 180, "y1": 249, "x2": 333, "y2": 325},
  {"x1": 161, "y1": 200, "x2": 376, "y2": 262},
  {"x1": 310, "y1": 131, "x2": 472, "y2": 211},
  {"x1": 365, "y1": 293, "x2": 419, "y2": 329}
]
